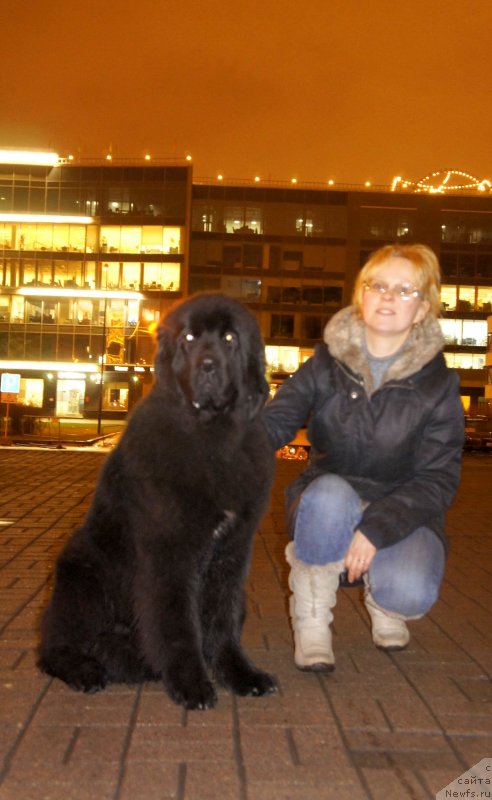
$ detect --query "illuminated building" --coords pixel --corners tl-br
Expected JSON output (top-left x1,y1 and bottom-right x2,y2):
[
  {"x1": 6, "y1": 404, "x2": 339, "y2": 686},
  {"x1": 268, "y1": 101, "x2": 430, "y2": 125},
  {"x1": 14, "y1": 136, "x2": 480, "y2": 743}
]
[
  {"x1": 0, "y1": 149, "x2": 191, "y2": 432},
  {"x1": 1, "y1": 150, "x2": 492, "y2": 432},
  {"x1": 190, "y1": 174, "x2": 492, "y2": 413}
]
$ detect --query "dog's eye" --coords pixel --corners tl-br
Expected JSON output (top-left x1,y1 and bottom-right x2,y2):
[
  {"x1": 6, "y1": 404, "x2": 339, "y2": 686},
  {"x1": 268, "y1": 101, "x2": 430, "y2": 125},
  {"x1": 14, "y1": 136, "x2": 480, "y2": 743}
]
[
  {"x1": 184, "y1": 332, "x2": 195, "y2": 343},
  {"x1": 223, "y1": 332, "x2": 236, "y2": 344}
]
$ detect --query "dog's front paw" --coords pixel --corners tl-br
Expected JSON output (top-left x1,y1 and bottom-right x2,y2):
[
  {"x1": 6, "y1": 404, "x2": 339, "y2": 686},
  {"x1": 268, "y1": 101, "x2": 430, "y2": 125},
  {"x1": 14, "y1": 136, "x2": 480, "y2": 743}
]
[
  {"x1": 166, "y1": 676, "x2": 217, "y2": 710},
  {"x1": 246, "y1": 668, "x2": 278, "y2": 697},
  {"x1": 216, "y1": 652, "x2": 278, "y2": 697},
  {"x1": 231, "y1": 667, "x2": 278, "y2": 697}
]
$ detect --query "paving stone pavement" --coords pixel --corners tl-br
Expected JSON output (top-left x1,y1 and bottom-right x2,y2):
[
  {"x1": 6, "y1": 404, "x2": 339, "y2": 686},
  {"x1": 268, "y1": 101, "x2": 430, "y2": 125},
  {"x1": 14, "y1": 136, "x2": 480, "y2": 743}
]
[{"x1": 0, "y1": 447, "x2": 490, "y2": 800}]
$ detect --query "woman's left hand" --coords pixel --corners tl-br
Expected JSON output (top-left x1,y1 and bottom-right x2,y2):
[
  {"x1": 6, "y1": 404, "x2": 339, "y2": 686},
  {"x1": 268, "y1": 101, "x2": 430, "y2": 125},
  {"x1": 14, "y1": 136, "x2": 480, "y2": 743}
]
[{"x1": 344, "y1": 530, "x2": 377, "y2": 583}]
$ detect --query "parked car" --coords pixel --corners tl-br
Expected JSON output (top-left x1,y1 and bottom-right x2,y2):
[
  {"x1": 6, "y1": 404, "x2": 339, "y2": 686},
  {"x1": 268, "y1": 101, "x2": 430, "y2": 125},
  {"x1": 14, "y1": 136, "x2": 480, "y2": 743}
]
[{"x1": 464, "y1": 416, "x2": 492, "y2": 452}]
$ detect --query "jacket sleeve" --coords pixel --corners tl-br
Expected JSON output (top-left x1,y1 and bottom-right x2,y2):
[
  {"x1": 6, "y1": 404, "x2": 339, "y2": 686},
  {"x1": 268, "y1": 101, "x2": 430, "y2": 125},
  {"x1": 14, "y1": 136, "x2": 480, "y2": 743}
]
[
  {"x1": 358, "y1": 371, "x2": 465, "y2": 550},
  {"x1": 262, "y1": 356, "x2": 319, "y2": 450}
]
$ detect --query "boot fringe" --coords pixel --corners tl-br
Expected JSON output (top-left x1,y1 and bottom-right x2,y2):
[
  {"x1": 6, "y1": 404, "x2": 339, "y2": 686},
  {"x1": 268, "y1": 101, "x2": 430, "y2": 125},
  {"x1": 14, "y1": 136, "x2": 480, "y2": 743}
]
[{"x1": 285, "y1": 542, "x2": 344, "y2": 576}]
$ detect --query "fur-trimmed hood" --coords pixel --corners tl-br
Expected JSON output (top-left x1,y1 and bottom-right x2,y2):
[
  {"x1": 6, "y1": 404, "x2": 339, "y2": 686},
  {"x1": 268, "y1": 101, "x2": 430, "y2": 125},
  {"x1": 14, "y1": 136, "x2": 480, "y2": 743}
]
[{"x1": 323, "y1": 306, "x2": 444, "y2": 395}]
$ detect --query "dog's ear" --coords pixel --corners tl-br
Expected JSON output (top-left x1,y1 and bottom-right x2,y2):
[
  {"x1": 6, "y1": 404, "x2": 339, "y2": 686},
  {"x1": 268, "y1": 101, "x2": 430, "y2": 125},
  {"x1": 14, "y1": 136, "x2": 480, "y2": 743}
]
[{"x1": 154, "y1": 320, "x2": 177, "y2": 383}]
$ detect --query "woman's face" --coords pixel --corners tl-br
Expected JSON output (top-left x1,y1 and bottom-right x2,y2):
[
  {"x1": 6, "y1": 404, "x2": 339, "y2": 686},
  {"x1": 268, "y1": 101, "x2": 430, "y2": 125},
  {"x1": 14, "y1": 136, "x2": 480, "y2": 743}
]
[{"x1": 361, "y1": 257, "x2": 430, "y2": 350}]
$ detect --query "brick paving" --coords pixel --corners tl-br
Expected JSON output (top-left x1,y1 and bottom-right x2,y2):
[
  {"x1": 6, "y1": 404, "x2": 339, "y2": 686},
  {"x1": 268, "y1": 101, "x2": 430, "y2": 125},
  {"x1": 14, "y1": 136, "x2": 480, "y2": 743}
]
[{"x1": 0, "y1": 447, "x2": 490, "y2": 800}]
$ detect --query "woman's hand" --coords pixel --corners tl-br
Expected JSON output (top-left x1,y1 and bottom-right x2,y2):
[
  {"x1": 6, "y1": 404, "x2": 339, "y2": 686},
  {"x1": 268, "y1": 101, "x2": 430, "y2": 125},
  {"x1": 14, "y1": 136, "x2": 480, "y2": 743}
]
[{"x1": 344, "y1": 530, "x2": 377, "y2": 583}]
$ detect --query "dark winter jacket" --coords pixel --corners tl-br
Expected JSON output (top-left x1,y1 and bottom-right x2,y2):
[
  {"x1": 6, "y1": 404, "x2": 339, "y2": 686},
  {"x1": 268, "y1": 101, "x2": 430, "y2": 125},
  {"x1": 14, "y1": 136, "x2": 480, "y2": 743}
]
[{"x1": 263, "y1": 306, "x2": 465, "y2": 552}]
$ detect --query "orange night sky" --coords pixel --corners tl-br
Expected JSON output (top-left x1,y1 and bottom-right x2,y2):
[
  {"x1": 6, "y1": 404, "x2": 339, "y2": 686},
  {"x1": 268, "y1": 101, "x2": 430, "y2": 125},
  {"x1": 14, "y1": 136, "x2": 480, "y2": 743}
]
[{"x1": 2, "y1": 0, "x2": 492, "y2": 186}]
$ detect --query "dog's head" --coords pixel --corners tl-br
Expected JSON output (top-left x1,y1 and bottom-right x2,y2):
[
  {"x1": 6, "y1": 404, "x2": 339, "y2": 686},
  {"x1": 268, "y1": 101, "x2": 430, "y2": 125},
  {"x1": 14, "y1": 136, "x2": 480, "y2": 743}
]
[{"x1": 155, "y1": 293, "x2": 269, "y2": 421}]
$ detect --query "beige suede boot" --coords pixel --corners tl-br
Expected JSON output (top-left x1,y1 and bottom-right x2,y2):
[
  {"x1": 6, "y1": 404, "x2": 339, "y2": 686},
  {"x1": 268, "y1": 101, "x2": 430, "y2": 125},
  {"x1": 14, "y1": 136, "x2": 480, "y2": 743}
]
[
  {"x1": 364, "y1": 588, "x2": 411, "y2": 651},
  {"x1": 285, "y1": 542, "x2": 343, "y2": 672}
]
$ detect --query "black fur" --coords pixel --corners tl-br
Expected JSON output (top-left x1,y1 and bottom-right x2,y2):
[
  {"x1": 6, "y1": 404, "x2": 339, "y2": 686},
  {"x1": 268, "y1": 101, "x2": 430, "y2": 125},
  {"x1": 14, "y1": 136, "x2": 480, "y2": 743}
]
[{"x1": 38, "y1": 293, "x2": 277, "y2": 709}]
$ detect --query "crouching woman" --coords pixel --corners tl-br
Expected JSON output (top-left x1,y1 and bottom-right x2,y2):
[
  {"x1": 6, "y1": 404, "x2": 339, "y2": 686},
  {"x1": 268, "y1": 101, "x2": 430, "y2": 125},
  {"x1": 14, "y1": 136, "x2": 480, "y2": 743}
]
[{"x1": 263, "y1": 244, "x2": 464, "y2": 671}]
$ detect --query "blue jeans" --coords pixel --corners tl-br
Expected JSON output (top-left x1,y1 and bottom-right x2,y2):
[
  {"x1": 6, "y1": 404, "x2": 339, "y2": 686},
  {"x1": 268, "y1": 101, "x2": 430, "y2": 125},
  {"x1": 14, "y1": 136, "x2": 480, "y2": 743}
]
[{"x1": 288, "y1": 474, "x2": 445, "y2": 618}]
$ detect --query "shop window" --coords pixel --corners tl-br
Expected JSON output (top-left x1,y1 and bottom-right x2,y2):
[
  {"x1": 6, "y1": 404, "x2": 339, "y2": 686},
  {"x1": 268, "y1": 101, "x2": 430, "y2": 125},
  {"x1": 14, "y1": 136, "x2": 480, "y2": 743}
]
[
  {"x1": 56, "y1": 379, "x2": 85, "y2": 417},
  {"x1": 18, "y1": 378, "x2": 44, "y2": 408},
  {"x1": 103, "y1": 382, "x2": 129, "y2": 411}
]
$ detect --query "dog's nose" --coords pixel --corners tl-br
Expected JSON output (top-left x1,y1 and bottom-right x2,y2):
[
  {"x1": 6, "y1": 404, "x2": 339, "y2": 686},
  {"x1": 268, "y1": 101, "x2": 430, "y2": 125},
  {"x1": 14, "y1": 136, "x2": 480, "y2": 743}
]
[{"x1": 201, "y1": 358, "x2": 215, "y2": 373}]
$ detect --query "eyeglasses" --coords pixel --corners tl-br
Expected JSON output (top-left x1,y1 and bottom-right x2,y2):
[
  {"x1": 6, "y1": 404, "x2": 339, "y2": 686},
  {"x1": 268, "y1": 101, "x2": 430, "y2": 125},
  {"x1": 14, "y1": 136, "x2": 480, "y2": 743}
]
[{"x1": 363, "y1": 280, "x2": 421, "y2": 301}]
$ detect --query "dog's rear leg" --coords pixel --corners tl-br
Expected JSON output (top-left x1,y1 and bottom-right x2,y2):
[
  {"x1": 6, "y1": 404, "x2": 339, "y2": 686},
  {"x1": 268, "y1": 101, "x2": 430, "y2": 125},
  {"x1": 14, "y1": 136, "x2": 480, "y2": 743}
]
[{"x1": 38, "y1": 555, "x2": 110, "y2": 693}]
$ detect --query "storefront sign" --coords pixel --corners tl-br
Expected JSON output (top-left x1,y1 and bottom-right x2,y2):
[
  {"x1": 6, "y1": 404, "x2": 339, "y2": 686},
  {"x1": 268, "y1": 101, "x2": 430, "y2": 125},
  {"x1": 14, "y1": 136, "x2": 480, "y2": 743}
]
[{"x1": 1, "y1": 373, "x2": 21, "y2": 404}]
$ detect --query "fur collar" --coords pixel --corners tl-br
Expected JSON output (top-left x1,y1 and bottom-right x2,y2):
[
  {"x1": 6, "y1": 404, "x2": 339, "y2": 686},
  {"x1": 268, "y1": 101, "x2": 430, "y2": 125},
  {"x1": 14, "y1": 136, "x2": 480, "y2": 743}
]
[{"x1": 323, "y1": 306, "x2": 444, "y2": 395}]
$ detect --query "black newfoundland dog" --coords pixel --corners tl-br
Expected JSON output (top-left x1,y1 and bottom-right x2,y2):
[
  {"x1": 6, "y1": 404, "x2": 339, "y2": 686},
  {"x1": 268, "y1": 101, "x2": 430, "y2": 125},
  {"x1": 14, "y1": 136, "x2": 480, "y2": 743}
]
[{"x1": 38, "y1": 293, "x2": 277, "y2": 709}]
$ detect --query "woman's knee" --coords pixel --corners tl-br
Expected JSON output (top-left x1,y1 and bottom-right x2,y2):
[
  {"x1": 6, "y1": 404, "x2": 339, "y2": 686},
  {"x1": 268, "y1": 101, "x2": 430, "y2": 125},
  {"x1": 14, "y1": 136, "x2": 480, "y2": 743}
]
[
  {"x1": 369, "y1": 529, "x2": 445, "y2": 618},
  {"x1": 301, "y1": 474, "x2": 359, "y2": 510},
  {"x1": 370, "y1": 572, "x2": 440, "y2": 617},
  {"x1": 291, "y1": 474, "x2": 362, "y2": 565}
]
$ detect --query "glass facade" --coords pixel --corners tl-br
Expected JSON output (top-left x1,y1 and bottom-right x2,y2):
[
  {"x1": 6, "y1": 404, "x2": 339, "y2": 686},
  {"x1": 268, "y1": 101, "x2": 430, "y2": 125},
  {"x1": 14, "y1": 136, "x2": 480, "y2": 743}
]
[
  {"x1": 1, "y1": 155, "x2": 492, "y2": 423},
  {"x1": 0, "y1": 158, "x2": 191, "y2": 428}
]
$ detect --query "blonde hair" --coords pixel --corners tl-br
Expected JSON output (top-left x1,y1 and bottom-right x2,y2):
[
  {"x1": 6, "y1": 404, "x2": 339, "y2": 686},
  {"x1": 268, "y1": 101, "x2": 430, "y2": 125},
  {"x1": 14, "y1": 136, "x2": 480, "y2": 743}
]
[{"x1": 352, "y1": 244, "x2": 442, "y2": 317}]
